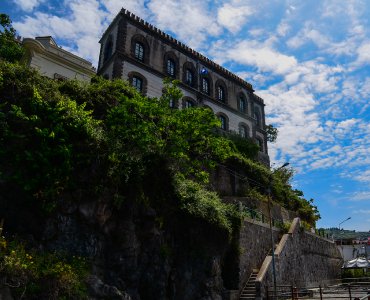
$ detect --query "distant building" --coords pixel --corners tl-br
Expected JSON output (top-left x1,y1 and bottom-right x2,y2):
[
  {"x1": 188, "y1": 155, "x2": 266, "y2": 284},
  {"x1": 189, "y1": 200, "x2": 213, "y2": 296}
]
[
  {"x1": 22, "y1": 36, "x2": 96, "y2": 82},
  {"x1": 97, "y1": 9, "x2": 269, "y2": 165}
]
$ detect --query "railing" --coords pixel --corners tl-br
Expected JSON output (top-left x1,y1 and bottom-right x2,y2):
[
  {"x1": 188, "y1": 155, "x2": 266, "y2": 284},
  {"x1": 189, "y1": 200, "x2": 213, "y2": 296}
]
[
  {"x1": 244, "y1": 207, "x2": 284, "y2": 229},
  {"x1": 264, "y1": 279, "x2": 370, "y2": 299}
]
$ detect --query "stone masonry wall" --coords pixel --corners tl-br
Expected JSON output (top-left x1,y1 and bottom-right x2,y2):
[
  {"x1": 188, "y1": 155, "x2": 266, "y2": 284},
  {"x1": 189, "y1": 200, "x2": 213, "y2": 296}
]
[
  {"x1": 256, "y1": 218, "x2": 342, "y2": 299},
  {"x1": 237, "y1": 220, "x2": 280, "y2": 290}
]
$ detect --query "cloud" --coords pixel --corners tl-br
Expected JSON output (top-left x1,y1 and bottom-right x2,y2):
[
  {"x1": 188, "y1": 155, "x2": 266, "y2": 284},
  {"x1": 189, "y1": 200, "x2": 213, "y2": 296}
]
[
  {"x1": 217, "y1": 3, "x2": 254, "y2": 33},
  {"x1": 211, "y1": 40, "x2": 298, "y2": 75},
  {"x1": 101, "y1": 0, "x2": 148, "y2": 18},
  {"x1": 13, "y1": 0, "x2": 106, "y2": 65},
  {"x1": 354, "y1": 41, "x2": 370, "y2": 66},
  {"x1": 147, "y1": 0, "x2": 221, "y2": 49},
  {"x1": 349, "y1": 191, "x2": 370, "y2": 202},
  {"x1": 12, "y1": 0, "x2": 45, "y2": 11}
]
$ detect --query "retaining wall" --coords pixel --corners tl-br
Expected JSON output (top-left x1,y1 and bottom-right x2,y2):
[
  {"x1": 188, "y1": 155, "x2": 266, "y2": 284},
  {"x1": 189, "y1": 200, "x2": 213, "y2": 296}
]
[{"x1": 255, "y1": 218, "x2": 342, "y2": 299}]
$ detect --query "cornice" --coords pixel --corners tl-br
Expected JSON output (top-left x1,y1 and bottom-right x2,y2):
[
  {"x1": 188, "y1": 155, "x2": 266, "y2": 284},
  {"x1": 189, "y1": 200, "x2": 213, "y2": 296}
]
[{"x1": 23, "y1": 38, "x2": 96, "y2": 76}]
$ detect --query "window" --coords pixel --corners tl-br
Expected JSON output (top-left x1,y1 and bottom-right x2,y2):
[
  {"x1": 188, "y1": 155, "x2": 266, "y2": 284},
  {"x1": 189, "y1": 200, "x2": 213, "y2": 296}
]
[
  {"x1": 183, "y1": 62, "x2": 197, "y2": 88},
  {"x1": 186, "y1": 69, "x2": 193, "y2": 86},
  {"x1": 185, "y1": 100, "x2": 195, "y2": 108},
  {"x1": 134, "y1": 42, "x2": 144, "y2": 61},
  {"x1": 169, "y1": 98, "x2": 176, "y2": 108},
  {"x1": 103, "y1": 37, "x2": 113, "y2": 63},
  {"x1": 202, "y1": 78, "x2": 209, "y2": 94},
  {"x1": 218, "y1": 86, "x2": 225, "y2": 102},
  {"x1": 254, "y1": 109, "x2": 261, "y2": 127},
  {"x1": 132, "y1": 76, "x2": 143, "y2": 92},
  {"x1": 167, "y1": 59, "x2": 175, "y2": 77},
  {"x1": 239, "y1": 96, "x2": 246, "y2": 113},
  {"x1": 131, "y1": 35, "x2": 149, "y2": 64},
  {"x1": 239, "y1": 126, "x2": 246, "y2": 138},
  {"x1": 219, "y1": 115, "x2": 227, "y2": 130}
]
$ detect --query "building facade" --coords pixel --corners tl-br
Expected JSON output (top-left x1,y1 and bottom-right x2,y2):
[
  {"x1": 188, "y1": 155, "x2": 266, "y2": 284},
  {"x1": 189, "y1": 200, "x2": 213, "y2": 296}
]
[
  {"x1": 97, "y1": 9, "x2": 269, "y2": 164},
  {"x1": 23, "y1": 36, "x2": 96, "y2": 82}
]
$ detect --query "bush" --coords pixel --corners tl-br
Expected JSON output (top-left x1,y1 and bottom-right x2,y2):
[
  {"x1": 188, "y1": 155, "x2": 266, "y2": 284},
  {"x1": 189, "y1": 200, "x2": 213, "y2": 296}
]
[
  {"x1": 174, "y1": 175, "x2": 243, "y2": 236},
  {"x1": 0, "y1": 236, "x2": 89, "y2": 299}
]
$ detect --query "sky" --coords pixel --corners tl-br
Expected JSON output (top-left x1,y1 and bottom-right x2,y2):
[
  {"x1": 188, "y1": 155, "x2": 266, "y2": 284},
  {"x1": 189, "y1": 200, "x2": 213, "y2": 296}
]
[{"x1": 1, "y1": 0, "x2": 370, "y2": 232}]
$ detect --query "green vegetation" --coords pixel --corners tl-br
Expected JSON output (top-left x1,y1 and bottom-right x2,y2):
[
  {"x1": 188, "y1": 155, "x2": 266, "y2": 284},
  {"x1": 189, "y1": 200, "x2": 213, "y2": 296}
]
[
  {"x1": 0, "y1": 14, "x2": 25, "y2": 62},
  {"x1": 265, "y1": 124, "x2": 278, "y2": 143},
  {"x1": 174, "y1": 175, "x2": 242, "y2": 235},
  {"x1": 0, "y1": 235, "x2": 88, "y2": 299},
  {"x1": 342, "y1": 268, "x2": 370, "y2": 280},
  {"x1": 0, "y1": 59, "x2": 320, "y2": 227},
  {"x1": 319, "y1": 228, "x2": 370, "y2": 240},
  {"x1": 0, "y1": 17, "x2": 321, "y2": 295}
]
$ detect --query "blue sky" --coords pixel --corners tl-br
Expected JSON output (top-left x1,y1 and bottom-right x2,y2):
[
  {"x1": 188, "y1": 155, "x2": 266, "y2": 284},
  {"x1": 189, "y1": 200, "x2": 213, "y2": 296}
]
[{"x1": 1, "y1": 0, "x2": 369, "y2": 232}]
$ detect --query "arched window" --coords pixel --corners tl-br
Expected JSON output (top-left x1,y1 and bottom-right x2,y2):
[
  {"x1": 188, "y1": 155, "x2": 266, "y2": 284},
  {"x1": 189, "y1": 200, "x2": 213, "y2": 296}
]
[
  {"x1": 218, "y1": 114, "x2": 228, "y2": 131},
  {"x1": 239, "y1": 94, "x2": 247, "y2": 113},
  {"x1": 134, "y1": 42, "x2": 144, "y2": 61},
  {"x1": 183, "y1": 98, "x2": 196, "y2": 108},
  {"x1": 103, "y1": 36, "x2": 113, "y2": 63},
  {"x1": 186, "y1": 69, "x2": 193, "y2": 85},
  {"x1": 254, "y1": 108, "x2": 262, "y2": 127},
  {"x1": 132, "y1": 76, "x2": 143, "y2": 91},
  {"x1": 167, "y1": 58, "x2": 175, "y2": 77},
  {"x1": 239, "y1": 125, "x2": 246, "y2": 138},
  {"x1": 131, "y1": 34, "x2": 150, "y2": 64},
  {"x1": 215, "y1": 79, "x2": 227, "y2": 103},
  {"x1": 163, "y1": 52, "x2": 179, "y2": 78},
  {"x1": 202, "y1": 77, "x2": 210, "y2": 95},
  {"x1": 218, "y1": 86, "x2": 225, "y2": 102},
  {"x1": 183, "y1": 62, "x2": 197, "y2": 88},
  {"x1": 169, "y1": 98, "x2": 176, "y2": 108},
  {"x1": 128, "y1": 72, "x2": 147, "y2": 95}
]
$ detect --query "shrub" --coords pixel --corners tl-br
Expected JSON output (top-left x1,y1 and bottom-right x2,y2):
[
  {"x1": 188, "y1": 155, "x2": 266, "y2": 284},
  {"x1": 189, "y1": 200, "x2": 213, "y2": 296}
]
[{"x1": 0, "y1": 237, "x2": 89, "y2": 299}]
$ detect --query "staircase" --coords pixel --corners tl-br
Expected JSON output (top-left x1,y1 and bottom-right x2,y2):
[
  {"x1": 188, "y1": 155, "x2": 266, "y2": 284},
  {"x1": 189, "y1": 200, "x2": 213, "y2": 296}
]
[{"x1": 239, "y1": 270, "x2": 258, "y2": 300}]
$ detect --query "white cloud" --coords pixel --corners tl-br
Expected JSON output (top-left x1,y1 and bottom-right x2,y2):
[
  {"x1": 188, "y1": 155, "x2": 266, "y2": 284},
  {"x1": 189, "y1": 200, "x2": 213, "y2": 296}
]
[
  {"x1": 13, "y1": 0, "x2": 45, "y2": 11},
  {"x1": 349, "y1": 191, "x2": 370, "y2": 202},
  {"x1": 147, "y1": 0, "x2": 221, "y2": 49},
  {"x1": 213, "y1": 40, "x2": 298, "y2": 75},
  {"x1": 217, "y1": 3, "x2": 254, "y2": 33},
  {"x1": 276, "y1": 22, "x2": 290, "y2": 37},
  {"x1": 102, "y1": 0, "x2": 148, "y2": 19},
  {"x1": 14, "y1": 0, "x2": 106, "y2": 65},
  {"x1": 354, "y1": 41, "x2": 370, "y2": 66}
]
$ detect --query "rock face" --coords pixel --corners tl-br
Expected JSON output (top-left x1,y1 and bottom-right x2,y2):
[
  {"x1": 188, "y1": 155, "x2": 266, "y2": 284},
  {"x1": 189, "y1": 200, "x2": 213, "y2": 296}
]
[{"x1": 38, "y1": 195, "x2": 230, "y2": 300}]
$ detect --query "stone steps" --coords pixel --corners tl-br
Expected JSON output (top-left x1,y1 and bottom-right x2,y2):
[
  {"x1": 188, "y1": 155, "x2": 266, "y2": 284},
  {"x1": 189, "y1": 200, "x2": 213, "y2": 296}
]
[{"x1": 239, "y1": 271, "x2": 258, "y2": 300}]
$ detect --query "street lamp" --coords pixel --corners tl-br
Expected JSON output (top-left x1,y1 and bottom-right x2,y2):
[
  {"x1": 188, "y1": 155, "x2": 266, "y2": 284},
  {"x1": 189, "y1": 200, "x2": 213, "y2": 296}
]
[
  {"x1": 339, "y1": 217, "x2": 351, "y2": 230},
  {"x1": 338, "y1": 217, "x2": 351, "y2": 260},
  {"x1": 268, "y1": 162, "x2": 289, "y2": 299}
]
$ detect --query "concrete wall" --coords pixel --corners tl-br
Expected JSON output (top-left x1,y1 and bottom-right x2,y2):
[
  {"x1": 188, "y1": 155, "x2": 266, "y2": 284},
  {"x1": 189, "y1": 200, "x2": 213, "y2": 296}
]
[
  {"x1": 338, "y1": 244, "x2": 370, "y2": 261},
  {"x1": 256, "y1": 218, "x2": 342, "y2": 298}
]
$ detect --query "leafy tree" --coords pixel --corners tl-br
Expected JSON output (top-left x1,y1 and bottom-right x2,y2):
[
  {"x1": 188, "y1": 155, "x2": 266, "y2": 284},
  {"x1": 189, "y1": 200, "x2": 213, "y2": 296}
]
[
  {"x1": 266, "y1": 124, "x2": 278, "y2": 143},
  {"x1": 0, "y1": 14, "x2": 24, "y2": 62}
]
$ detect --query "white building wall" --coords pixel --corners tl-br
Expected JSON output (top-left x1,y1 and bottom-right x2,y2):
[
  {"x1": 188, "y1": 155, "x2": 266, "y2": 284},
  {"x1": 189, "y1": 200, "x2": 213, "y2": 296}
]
[
  {"x1": 338, "y1": 244, "x2": 370, "y2": 261},
  {"x1": 203, "y1": 100, "x2": 253, "y2": 136},
  {"x1": 30, "y1": 52, "x2": 92, "y2": 82},
  {"x1": 122, "y1": 61, "x2": 164, "y2": 98}
]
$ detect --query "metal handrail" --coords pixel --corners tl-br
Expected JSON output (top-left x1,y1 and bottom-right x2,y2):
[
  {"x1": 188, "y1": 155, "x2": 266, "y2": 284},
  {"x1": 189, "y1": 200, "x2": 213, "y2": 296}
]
[{"x1": 244, "y1": 207, "x2": 284, "y2": 229}]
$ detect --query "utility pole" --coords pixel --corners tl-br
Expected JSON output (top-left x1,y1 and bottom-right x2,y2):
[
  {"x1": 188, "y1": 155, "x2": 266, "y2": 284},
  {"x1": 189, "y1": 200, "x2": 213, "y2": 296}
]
[{"x1": 268, "y1": 162, "x2": 289, "y2": 299}]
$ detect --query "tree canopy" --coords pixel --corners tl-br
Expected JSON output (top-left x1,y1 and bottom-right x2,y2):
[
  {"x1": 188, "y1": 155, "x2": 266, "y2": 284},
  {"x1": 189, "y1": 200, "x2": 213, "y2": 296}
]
[{"x1": 0, "y1": 14, "x2": 24, "y2": 62}]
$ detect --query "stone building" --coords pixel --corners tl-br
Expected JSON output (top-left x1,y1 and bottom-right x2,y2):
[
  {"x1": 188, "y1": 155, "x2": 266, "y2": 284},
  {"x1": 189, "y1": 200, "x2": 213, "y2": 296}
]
[
  {"x1": 22, "y1": 36, "x2": 96, "y2": 82},
  {"x1": 97, "y1": 8, "x2": 269, "y2": 164}
]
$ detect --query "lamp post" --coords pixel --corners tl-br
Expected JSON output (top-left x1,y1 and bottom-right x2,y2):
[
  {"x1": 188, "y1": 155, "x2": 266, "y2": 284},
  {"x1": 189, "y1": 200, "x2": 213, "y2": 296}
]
[
  {"x1": 268, "y1": 162, "x2": 289, "y2": 299},
  {"x1": 338, "y1": 217, "x2": 351, "y2": 259}
]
